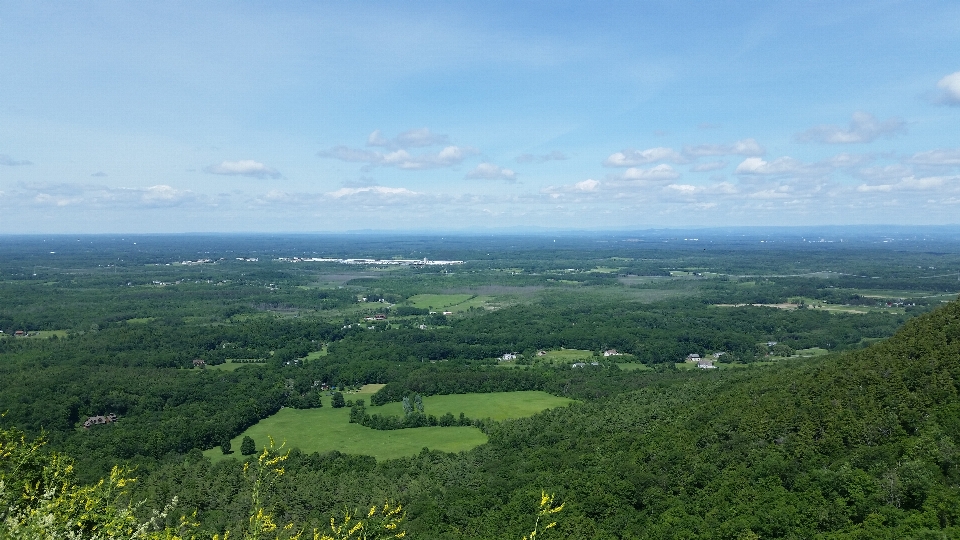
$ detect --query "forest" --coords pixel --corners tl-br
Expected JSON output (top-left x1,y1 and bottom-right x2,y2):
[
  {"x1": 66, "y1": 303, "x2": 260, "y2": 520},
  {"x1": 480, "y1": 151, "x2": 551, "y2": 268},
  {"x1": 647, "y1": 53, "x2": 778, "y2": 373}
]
[{"x1": 2, "y1": 230, "x2": 960, "y2": 538}]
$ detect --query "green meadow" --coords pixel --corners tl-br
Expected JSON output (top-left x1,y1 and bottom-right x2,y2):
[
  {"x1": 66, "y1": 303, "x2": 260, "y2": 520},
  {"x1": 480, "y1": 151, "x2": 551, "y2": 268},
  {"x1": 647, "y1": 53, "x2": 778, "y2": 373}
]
[
  {"x1": 404, "y1": 293, "x2": 492, "y2": 312},
  {"x1": 536, "y1": 348, "x2": 594, "y2": 363},
  {"x1": 204, "y1": 390, "x2": 572, "y2": 462},
  {"x1": 371, "y1": 391, "x2": 574, "y2": 420}
]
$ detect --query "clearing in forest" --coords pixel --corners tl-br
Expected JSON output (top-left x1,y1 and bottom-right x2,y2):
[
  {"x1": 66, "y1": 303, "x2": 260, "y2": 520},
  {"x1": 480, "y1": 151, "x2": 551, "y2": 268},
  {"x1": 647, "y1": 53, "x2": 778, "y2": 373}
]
[
  {"x1": 203, "y1": 390, "x2": 571, "y2": 462},
  {"x1": 405, "y1": 293, "x2": 491, "y2": 312},
  {"x1": 371, "y1": 391, "x2": 574, "y2": 420}
]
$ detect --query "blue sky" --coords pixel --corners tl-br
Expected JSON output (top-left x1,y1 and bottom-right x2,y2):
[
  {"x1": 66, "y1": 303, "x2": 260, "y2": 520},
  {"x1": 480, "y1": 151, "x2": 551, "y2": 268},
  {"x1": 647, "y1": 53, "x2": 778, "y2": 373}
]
[{"x1": 2, "y1": 1, "x2": 959, "y2": 233}]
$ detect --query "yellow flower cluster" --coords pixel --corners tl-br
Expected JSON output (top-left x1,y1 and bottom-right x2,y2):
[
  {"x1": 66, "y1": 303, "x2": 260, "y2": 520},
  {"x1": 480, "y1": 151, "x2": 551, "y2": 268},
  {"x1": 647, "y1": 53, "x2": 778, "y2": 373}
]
[{"x1": 521, "y1": 491, "x2": 564, "y2": 540}]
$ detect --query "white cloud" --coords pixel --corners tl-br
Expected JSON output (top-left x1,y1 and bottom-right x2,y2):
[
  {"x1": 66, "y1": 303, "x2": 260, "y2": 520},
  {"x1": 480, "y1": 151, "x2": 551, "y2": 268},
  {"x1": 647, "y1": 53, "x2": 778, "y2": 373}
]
[
  {"x1": 690, "y1": 161, "x2": 727, "y2": 172},
  {"x1": 466, "y1": 163, "x2": 517, "y2": 181},
  {"x1": 665, "y1": 183, "x2": 699, "y2": 195},
  {"x1": 908, "y1": 148, "x2": 960, "y2": 167},
  {"x1": 14, "y1": 182, "x2": 197, "y2": 208},
  {"x1": 367, "y1": 128, "x2": 450, "y2": 148},
  {"x1": 622, "y1": 164, "x2": 680, "y2": 181},
  {"x1": 682, "y1": 138, "x2": 765, "y2": 158},
  {"x1": 574, "y1": 179, "x2": 600, "y2": 191},
  {"x1": 515, "y1": 151, "x2": 568, "y2": 163},
  {"x1": 735, "y1": 157, "x2": 808, "y2": 175},
  {"x1": 936, "y1": 71, "x2": 960, "y2": 105},
  {"x1": 855, "y1": 184, "x2": 894, "y2": 193},
  {"x1": 856, "y1": 175, "x2": 958, "y2": 193},
  {"x1": 204, "y1": 160, "x2": 282, "y2": 179},
  {"x1": 824, "y1": 153, "x2": 873, "y2": 168},
  {"x1": 319, "y1": 144, "x2": 476, "y2": 170},
  {"x1": 796, "y1": 112, "x2": 906, "y2": 144},
  {"x1": 856, "y1": 164, "x2": 913, "y2": 182},
  {"x1": 0, "y1": 154, "x2": 32, "y2": 166},
  {"x1": 139, "y1": 185, "x2": 195, "y2": 206},
  {"x1": 604, "y1": 147, "x2": 685, "y2": 167},
  {"x1": 327, "y1": 186, "x2": 419, "y2": 198}
]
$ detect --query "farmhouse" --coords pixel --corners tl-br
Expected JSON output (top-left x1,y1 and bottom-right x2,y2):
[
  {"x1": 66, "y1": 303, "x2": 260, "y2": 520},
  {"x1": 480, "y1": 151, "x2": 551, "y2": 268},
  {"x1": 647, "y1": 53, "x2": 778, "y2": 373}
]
[
  {"x1": 500, "y1": 352, "x2": 518, "y2": 361},
  {"x1": 14, "y1": 330, "x2": 25, "y2": 337},
  {"x1": 686, "y1": 353, "x2": 701, "y2": 363},
  {"x1": 572, "y1": 362, "x2": 587, "y2": 368},
  {"x1": 192, "y1": 358, "x2": 206, "y2": 368},
  {"x1": 603, "y1": 349, "x2": 622, "y2": 357},
  {"x1": 697, "y1": 358, "x2": 717, "y2": 369},
  {"x1": 83, "y1": 413, "x2": 118, "y2": 429}
]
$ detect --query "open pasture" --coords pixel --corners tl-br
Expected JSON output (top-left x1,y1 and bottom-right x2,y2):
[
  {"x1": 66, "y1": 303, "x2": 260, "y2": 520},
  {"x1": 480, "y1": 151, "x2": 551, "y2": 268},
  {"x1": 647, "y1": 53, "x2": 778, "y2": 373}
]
[
  {"x1": 536, "y1": 348, "x2": 594, "y2": 363},
  {"x1": 404, "y1": 293, "x2": 492, "y2": 312},
  {"x1": 370, "y1": 391, "x2": 574, "y2": 420},
  {"x1": 203, "y1": 406, "x2": 487, "y2": 463}
]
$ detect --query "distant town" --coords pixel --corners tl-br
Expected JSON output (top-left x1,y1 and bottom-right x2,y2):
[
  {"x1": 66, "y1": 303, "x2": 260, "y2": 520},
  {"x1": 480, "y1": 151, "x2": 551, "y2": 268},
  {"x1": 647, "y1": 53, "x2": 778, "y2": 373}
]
[{"x1": 276, "y1": 257, "x2": 464, "y2": 266}]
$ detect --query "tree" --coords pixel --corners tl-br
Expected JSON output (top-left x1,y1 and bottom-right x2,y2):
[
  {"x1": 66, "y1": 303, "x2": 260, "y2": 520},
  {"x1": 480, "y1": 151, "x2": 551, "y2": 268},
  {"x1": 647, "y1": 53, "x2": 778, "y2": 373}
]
[
  {"x1": 220, "y1": 438, "x2": 232, "y2": 455},
  {"x1": 240, "y1": 436, "x2": 256, "y2": 456},
  {"x1": 414, "y1": 393, "x2": 424, "y2": 413},
  {"x1": 331, "y1": 391, "x2": 345, "y2": 408}
]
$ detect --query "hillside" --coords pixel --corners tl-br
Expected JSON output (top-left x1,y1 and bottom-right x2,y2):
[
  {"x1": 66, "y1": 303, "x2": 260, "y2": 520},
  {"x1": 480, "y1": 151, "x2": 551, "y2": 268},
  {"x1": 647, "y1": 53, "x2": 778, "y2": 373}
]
[{"x1": 111, "y1": 299, "x2": 960, "y2": 539}]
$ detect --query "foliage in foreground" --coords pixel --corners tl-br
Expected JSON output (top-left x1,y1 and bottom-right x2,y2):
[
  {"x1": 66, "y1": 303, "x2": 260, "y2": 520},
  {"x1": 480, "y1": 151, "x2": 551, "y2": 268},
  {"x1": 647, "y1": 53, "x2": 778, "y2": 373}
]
[{"x1": 1, "y1": 424, "x2": 570, "y2": 540}]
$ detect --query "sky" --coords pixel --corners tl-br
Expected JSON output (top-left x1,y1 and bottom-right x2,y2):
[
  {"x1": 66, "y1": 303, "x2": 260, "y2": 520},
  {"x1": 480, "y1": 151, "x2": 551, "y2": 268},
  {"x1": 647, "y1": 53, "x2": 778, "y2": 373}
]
[{"x1": 1, "y1": 1, "x2": 959, "y2": 233}]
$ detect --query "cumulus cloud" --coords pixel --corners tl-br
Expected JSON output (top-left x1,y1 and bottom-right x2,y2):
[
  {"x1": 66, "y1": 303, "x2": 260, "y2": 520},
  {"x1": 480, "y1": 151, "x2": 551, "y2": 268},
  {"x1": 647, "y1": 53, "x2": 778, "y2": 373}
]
[
  {"x1": 855, "y1": 164, "x2": 913, "y2": 182},
  {"x1": 823, "y1": 153, "x2": 873, "y2": 169},
  {"x1": 327, "y1": 185, "x2": 419, "y2": 198},
  {"x1": 319, "y1": 144, "x2": 477, "y2": 170},
  {"x1": 908, "y1": 148, "x2": 960, "y2": 167},
  {"x1": 796, "y1": 112, "x2": 906, "y2": 144},
  {"x1": 604, "y1": 147, "x2": 686, "y2": 167},
  {"x1": 466, "y1": 163, "x2": 517, "y2": 182},
  {"x1": 622, "y1": 164, "x2": 681, "y2": 181},
  {"x1": 936, "y1": 71, "x2": 960, "y2": 105},
  {"x1": 14, "y1": 182, "x2": 196, "y2": 208},
  {"x1": 204, "y1": 160, "x2": 282, "y2": 179},
  {"x1": 574, "y1": 179, "x2": 600, "y2": 192},
  {"x1": 682, "y1": 138, "x2": 765, "y2": 158},
  {"x1": 690, "y1": 161, "x2": 727, "y2": 172},
  {"x1": 856, "y1": 175, "x2": 958, "y2": 193},
  {"x1": 735, "y1": 157, "x2": 810, "y2": 175},
  {"x1": 0, "y1": 154, "x2": 32, "y2": 166},
  {"x1": 367, "y1": 128, "x2": 450, "y2": 148},
  {"x1": 515, "y1": 151, "x2": 568, "y2": 163}
]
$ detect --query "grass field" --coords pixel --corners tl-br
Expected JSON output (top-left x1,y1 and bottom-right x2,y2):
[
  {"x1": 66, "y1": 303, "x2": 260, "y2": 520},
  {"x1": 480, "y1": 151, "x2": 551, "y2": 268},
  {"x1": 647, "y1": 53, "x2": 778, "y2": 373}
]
[
  {"x1": 404, "y1": 294, "x2": 492, "y2": 312},
  {"x1": 370, "y1": 391, "x2": 574, "y2": 420},
  {"x1": 303, "y1": 345, "x2": 328, "y2": 362},
  {"x1": 203, "y1": 390, "x2": 571, "y2": 462},
  {"x1": 206, "y1": 359, "x2": 267, "y2": 371},
  {"x1": 536, "y1": 348, "x2": 594, "y2": 364},
  {"x1": 616, "y1": 362, "x2": 653, "y2": 371},
  {"x1": 203, "y1": 407, "x2": 487, "y2": 463}
]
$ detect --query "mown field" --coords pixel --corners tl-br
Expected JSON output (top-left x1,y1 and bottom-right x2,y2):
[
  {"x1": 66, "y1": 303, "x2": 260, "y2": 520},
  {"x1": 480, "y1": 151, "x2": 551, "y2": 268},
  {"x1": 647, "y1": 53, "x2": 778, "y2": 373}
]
[
  {"x1": 371, "y1": 390, "x2": 574, "y2": 420},
  {"x1": 203, "y1": 407, "x2": 487, "y2": 462},
  {"x1": 204, "y1": 390, "x2": 571, "y2": 462},
  {"x1": 404, "y1": 293, "x2": 492, "y2": 312}
]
